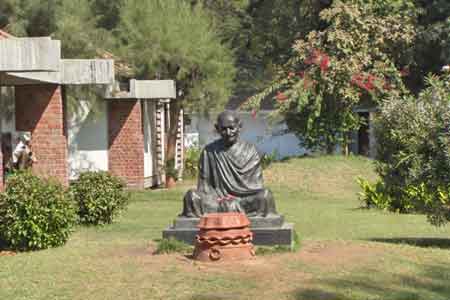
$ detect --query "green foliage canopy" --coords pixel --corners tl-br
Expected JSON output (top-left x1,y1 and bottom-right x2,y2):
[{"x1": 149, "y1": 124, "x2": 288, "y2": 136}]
[
  {"x1": 194, "y1": 0, "x2": 332, "y2": 97},
  {"x1": 243, "y1": 1, "x2": 416, "y2": 152},
  {"x1": 117, "y1": 0, "x2": 236, "y2": 113},
  {"x1": 373, "y1": 73, "x2": 450, "y2": 225}
]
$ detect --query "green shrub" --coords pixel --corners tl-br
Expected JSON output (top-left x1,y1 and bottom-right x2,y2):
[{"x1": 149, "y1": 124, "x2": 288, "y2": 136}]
[
  {"x1": 184, "y1": 146, "x2": 201, "y2": 178},
  {"x1": 164, "y1": 158, "x2": 178, "y2": 179},
  {"x1": 261, "y1": 150, "x2": 278, "y2": 170},
  {"x1": 357, "y1": 177, "x2": 390, "y2": 210},
  {"x1": 0, "y1": 171, "x2": 76, "y2": 251},
  {"x1": 357, "y1": 177, "x2": 416, "y2": 213},
  {"x1": 373, "y1": 74, "x2": 450, "y2": 225},
  {"x1": 70, "y1": 171, "x2": 130, "y2": 225}
]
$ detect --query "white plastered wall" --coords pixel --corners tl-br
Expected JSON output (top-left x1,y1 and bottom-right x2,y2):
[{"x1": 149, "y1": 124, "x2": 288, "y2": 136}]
[
  {"x1": 142, "y1": 100, "x2": 155, "y2": 179},
  {"x1": 186, "y1": 111, "x2": 307, "y2": 158},
  {"x1": 67, "y1": 98, "x2": 108, "y2": 179}
]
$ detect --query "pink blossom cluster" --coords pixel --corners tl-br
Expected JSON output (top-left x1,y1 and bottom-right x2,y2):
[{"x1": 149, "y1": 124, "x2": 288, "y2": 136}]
[
  {"x1": 350, "y1": 72, "x2": 395, "y2": 92},
  {"x1": 351, "y1": 73, "x2": 376, "y2": 91},
  {"x1": 304, "y1": 49, "x2": 330, "y2": 73}
]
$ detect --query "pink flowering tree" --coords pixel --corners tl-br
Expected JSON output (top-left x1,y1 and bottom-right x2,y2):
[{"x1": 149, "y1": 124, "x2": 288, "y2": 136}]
[{"x1": 242, "y1": 2, "x2": 416, "y2": 153}]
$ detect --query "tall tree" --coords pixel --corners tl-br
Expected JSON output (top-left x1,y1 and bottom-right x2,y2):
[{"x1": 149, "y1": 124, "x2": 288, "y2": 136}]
[
  {"x1": 191, "y1": 0, "x2": 332, "y2": 100},
  {"x1": 244, "y1": 1, "x2": 416, "y2": 153},
  {"x1": 54, "y1": 0, "x2": 113, "y2": 58},
  {"x1": 412, "y1": 0, "x2": 450, "y2": 90},
  {"x1": 118, "y1": 0, "x2": 236, "y2": 162},
  {"x1": 90, "y1": 0, "x2": 124, "y2": 30},
  {"x1": 0, "y1": 0, "x2": 61, "y2": 36},
  {"x1": 0, "y1": 0, "x2": 112, "y2": 58}
]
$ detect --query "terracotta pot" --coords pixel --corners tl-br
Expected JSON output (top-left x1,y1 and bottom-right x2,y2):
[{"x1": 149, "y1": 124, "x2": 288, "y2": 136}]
[
  {"x1": 197, "y1": 212, "x2": 250, "y2": 229},
  {"x1": 165, "y1": 176, "x2": 176, "y2": 189},
  {"x1": 193, "y1": 212, "x2": 255, "y2": 262}
]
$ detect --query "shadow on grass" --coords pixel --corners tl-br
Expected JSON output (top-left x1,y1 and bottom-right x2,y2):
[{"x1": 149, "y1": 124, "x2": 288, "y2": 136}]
[
  {"x1": 0, "y1": 239, "x2": 16, "y2": 255},
  {"x1": 294, "y1": 262, "x2": 450, "y2": 300},
  {"x1": 368, "y1": 237, "x2": 450, "y2": 249},
  {"x1": 0, "y1": 237, "x2": 10, "y2": 249},
  {"x1": 347, "y1": 206, "x2": 370, "y2": 211}
]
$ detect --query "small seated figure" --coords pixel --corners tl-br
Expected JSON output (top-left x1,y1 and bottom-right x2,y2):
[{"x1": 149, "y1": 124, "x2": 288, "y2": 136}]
[
  {"x1": 181, "y1": 111, "x2": 278, "y2": 218},
  {"x1": 12, "y1": 133, "x2": 36, "y2": 170}
]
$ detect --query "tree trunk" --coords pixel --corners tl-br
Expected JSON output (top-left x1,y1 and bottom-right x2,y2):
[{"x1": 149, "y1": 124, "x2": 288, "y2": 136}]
[
  {"x1": 342, "y1": 133, "x2": 350, "y2": 156},
  {"x1": 165, "y1": 99, "x2": 182, "y2": 164},
  {"x1": 326, "y1": 144, "x2": 334, "y2": 155},
  {"x1": 325, "y1": 135, "x2": 334, "y2": 155}
]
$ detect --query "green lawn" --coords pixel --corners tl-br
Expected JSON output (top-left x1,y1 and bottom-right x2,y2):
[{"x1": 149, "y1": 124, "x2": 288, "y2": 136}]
[{"x1": 1, "y1": 155, "x2": 450, "y2": 300}]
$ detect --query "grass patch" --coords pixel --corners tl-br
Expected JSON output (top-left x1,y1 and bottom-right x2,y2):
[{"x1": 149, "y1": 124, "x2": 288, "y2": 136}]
[
  {"x1": 154, "y1": 238, "x2": 193, "y2": 255},
  {"x1": 255, "y1": 245, "x2": 292, "y2": 255},
  {"x1": 1, "y1": 155, "x2": 450, "y2": 300}
]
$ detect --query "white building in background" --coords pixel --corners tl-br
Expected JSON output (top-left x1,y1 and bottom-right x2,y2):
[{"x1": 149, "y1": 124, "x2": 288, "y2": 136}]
[
  {"x1": 185, "y1": 111, "x2": 307, "y2": 158},
  {"x1": 1, "y1": 79, "x2": 179, "y2": 189},
  {"x1": 0, "y1": 32, "x2": 180, "y2": 189}
]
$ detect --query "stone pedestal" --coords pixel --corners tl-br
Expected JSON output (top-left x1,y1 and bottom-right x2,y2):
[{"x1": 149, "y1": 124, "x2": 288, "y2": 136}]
[{"x1": 163, "y1": 214, "x2": 295, "y2": 248}]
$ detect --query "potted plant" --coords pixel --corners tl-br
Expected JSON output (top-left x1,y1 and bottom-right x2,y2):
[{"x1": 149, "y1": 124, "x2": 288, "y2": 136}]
[{"x1": 164, "y1": 159, "x2": 178, "y2": 189}]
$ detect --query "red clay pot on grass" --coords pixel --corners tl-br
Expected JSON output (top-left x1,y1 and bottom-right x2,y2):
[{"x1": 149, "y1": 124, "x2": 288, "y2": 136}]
[
  {"x1": 193, "y1": 212, "x2": 255, "y2": 262},
  {"x1": 165, "y1": 176, "x2": 176, "y2": 189}
]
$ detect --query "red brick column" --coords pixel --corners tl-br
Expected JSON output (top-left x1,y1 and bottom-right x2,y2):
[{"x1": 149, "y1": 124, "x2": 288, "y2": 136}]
[
  {"x1": 108, "y1": 100, "x2": 144, "y2": 189},
  {"x1": 15, "y1": 85, "x2": 68, "y2": 186}
]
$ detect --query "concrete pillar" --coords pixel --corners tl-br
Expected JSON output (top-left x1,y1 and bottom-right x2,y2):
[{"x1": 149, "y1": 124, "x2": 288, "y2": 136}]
[
  {"x1": 155, "y1": 101, "x2": 165, "y2": 185},
  {"x1": 108, "y1": 100, "x2": 144, "y2": 189},
  {"x1": 15, "y1": 85, "x2": 68, "y2": 186},
  {"x1": 175, "y1": 107, "x2": 184, "y2": 178}
]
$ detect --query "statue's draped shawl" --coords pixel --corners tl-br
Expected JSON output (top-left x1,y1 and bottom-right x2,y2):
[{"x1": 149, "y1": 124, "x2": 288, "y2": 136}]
[{"x1": 198, "y1": 139, "x2": 264, "y2": 199}]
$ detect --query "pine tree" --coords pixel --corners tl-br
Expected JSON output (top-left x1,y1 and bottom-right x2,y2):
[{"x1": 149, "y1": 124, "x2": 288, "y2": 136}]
[{"x1": 118, "y1": 0, "x2": 236, "y2": 161}]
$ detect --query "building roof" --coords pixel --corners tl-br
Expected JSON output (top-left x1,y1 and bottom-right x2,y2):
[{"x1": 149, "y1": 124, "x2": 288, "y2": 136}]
[{"x1": 97, "y1": 50, "x2": 134, "y2": 78}]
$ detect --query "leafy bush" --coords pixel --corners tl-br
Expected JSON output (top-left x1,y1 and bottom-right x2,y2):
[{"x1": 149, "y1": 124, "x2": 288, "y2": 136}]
[
  {"x1": 70, "y1": 171, "x2": 129, "y2": 225},
  {"x1": 373, "y1": 74, "x2": 450, "y2": 225},
  {"x1": 164, "y1": 158, "x2": 178, "y2": 179},
  {"x1": 243, "y1": 1, "x2": 415, "y2": 152},
  {"x1": 357, "y1": 177, "x2": 390, "y2": 210},
  {"x1": 184, "y1": 146, "x2": 201, "y2": 178},
  {"x1": 260, "y1": 150, "x2": 278, "y2": 170},
  {"x1": 356, "y1": 177, "x2": 417, "y2": 213},
  {"x1": 0, "y1": 171, "x2": 76, "y2": 251}
]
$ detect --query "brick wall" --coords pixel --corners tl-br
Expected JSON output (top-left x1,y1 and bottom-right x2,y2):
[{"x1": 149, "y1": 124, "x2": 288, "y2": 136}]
[
  {"x1": 108, "y1": 100, "x2": 144, "y2": 189},
  {"x1": 15, "y1": 85, "x2": 68, "y2": 186}
]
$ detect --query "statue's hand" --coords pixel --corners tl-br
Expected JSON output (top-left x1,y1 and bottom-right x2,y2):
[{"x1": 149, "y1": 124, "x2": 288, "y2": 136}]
[{"x1": 217, "y1": 195, "x2": 243, "y2": 213}]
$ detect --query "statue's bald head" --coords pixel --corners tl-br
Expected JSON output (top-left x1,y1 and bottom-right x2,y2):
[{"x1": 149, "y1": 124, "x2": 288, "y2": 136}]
[
  {"x1": 215, "y1": 111, "x2": 242, "y2": 146},
  {"x1": 216, "y1": 111, "x2": 240, "y2": 126}
]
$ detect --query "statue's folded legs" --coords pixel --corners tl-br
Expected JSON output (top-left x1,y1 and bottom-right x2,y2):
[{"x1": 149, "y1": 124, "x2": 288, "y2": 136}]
[{"x1": 181, "y1": 188, "x2": 277, "y2": 218}]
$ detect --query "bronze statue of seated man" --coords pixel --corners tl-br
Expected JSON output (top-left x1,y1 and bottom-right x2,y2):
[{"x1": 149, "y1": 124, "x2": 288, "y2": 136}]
[{"x1": 181, "y1": 111, "x2": 278, "y2": 218}]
